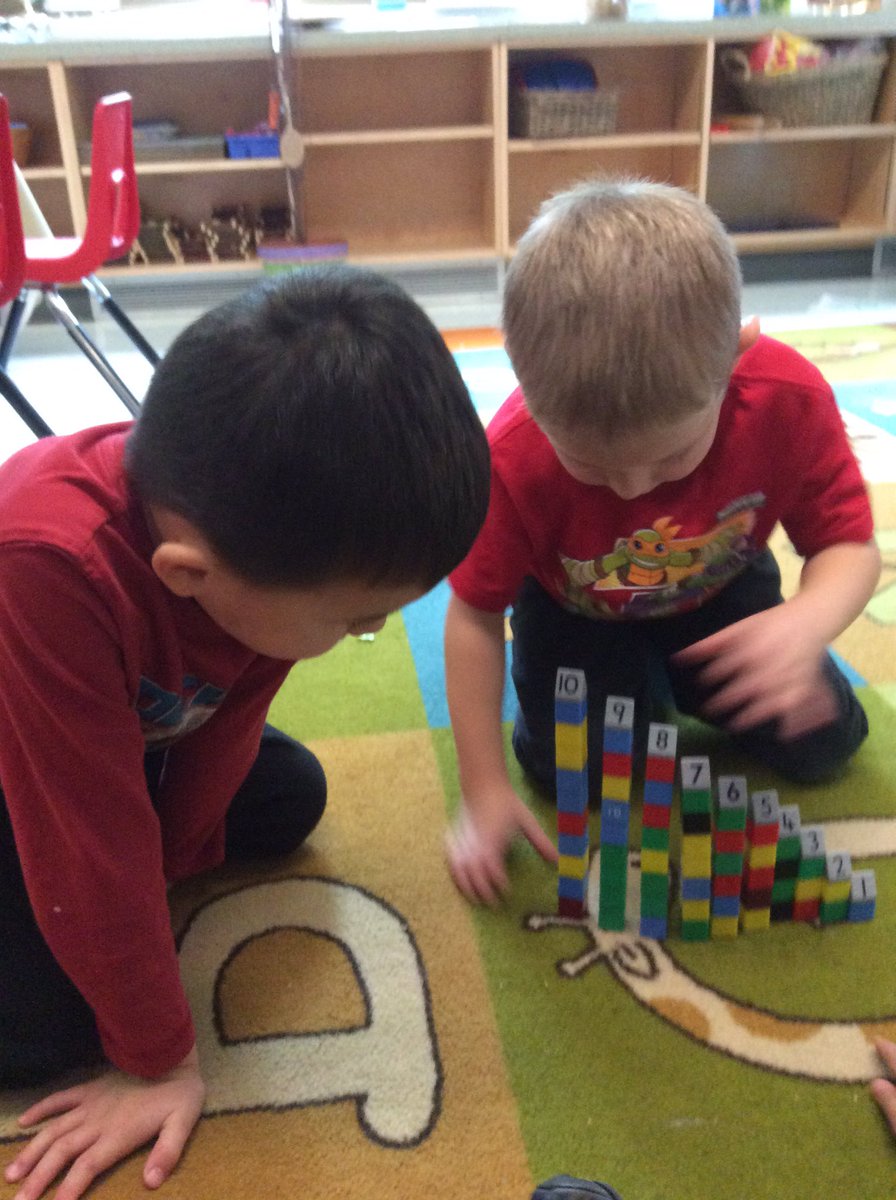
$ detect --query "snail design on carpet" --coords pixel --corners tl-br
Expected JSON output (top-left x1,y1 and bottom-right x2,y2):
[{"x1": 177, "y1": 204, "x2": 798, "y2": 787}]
[{"x1": 526, "y1": 820, "x2": 896, "y2": 1084}]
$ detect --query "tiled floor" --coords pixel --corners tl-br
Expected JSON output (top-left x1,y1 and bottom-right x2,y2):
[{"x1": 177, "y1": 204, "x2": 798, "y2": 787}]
[{"x1": 4, "y1": 273, "x2": 896, "y2": 464}]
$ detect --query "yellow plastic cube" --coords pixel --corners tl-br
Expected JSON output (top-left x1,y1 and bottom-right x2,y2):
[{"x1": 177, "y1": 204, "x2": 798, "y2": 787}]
[
  {"x1": 795, "y1": 878, "x2": 823, "y2": 902},
  {"x1": 640, "y1": 848, "x2": 669, "y2": 875},
  {"x1": 602, "y1": 773, "x2": 631, "y2": 802},
  {"x1": 747, "y1": 843, "x2": 778, "y2": 870},
  {"x1": 558, "y1": 853, "x2": 589, "y2": 880},
  {"x1": 681, "y1": 837, "x2": 712, "y2": 876},
  {"x1": 555, "y1": 721, "x2": 587, "y2": 771},
  {"x1": 740, "y1": 907, "x2": 771, "y2": 932},
  {"x1": 681, "y1": 899, "x2": 711, "y2": 922},
  {"x1": 711, "y1": 915, "x2": 739, "y2": 940}
]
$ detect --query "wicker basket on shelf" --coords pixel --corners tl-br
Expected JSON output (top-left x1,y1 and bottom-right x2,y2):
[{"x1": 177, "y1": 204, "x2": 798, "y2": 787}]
[
  {"x1": 510, "y1": 86, "x2": 619, "y2": 139},
  {"x1": 719, "y1": 50, "x2": 888, "y2": 128}
]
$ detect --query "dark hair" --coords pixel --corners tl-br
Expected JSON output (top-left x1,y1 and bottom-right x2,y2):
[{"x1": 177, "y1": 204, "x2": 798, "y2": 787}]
[{"x1": 127, "y1": 265, "x2": 490, "y2": 588}]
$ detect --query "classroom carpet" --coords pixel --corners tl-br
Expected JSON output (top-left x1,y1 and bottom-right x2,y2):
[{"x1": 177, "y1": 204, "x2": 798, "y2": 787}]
[{"x1": 1, "y1": 325, "x2": 896, "y2": 1200}]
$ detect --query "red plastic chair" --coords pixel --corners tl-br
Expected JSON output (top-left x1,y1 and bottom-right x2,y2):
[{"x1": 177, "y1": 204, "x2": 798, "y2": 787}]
[
  {"x1": 0, "y1": 92, "x2": 53, "y2": 438},
  {"x1": 1, "y1": 92, "x2": 158, "y2": 419},
  {"x1": 0, "y1": 96, "x2": 25, "y2": 307}
]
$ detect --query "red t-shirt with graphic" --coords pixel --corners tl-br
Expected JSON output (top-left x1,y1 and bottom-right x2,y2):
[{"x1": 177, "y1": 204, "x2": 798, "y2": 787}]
[
  {"x1": 0, "y1": 424, "x2": 293, "y2": 1077},
  {"x1": 450, "y1": 335, "x2": 873, "y2": 619}
]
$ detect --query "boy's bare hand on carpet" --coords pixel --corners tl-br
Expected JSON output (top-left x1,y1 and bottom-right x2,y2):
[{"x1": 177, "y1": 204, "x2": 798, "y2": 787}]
[
  {"x1": 871, "y1": 1037, "x2": 896, "y2": 1139},
  {"x1": 3, "y1": 1046, "x2": 205, "y2": 1200},
  {"x1": 447, "y1": 787, "x2": 557, "y2": 906}
]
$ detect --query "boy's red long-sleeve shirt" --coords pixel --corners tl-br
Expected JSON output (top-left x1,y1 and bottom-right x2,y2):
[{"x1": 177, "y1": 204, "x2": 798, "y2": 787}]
[{"x1": 0, "y1": 424, "x2": 293, "y2": 1077}]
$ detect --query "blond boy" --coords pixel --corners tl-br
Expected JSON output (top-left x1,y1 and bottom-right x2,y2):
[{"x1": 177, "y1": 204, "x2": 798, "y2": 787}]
[{"x1": 445, "y1": 179, "x2": 880, "y2": 903}]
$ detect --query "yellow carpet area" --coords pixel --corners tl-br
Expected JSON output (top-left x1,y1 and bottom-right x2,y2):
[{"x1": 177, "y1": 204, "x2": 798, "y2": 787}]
[{"x1": 0, "y1": 732, "x2": 534, "y2": 1200}]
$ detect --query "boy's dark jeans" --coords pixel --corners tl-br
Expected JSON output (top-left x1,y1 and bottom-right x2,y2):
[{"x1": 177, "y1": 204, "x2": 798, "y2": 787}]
[
  {"x1": 0, "y1": 725, "x2": 326, "y2": 1089},
  {"x1": 510, "y1": 549, "x2": 868, "y2": 793}
]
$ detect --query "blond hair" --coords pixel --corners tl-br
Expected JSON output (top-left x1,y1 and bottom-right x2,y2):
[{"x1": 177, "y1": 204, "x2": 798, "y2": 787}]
[{"x1": 502, "y1": 178, "x2": 742, "y2": 436}]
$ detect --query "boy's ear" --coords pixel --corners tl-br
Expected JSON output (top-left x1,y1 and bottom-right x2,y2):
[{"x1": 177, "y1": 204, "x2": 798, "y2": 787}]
[
  {"x1": 737, "y1": 315, "x2": 761, "y2": 357},
  {"x1": 151, "y1": 540, "x2": 214, "y2": 599}
]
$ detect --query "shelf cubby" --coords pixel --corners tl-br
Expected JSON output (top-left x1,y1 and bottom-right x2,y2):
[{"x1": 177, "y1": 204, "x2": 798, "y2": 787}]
[
  {"x1": 508, "y1": 143, "x2": 703, "y2": 246},
  {"x1": 707, "y1": 135, "x2": 892, "y2": 249},
  {"x1": 304, "y1": 139, "x2": 497, "y2": 261}
]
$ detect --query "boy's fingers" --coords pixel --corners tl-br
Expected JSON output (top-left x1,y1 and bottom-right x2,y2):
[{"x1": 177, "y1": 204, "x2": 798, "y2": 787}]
[
  {"x1": 18, "y1": 1087, "x2": 84, "y2": 1128},
  {"x1": 870, "y1": 1078, "x2": 896, "y2": 1135},
  {"x1": 8, "y1": 1112, "x2": 82, "y2": 1180},
  {"x1": 53, "y1": 1146, "x2": 117, "y2": 1200},
  {"x1": 672, "y1": 632, "x2": 728, "y2": 665},
  {"x1": 519, "y1": 811, "x2": 558, "y2": 863},
  {"x1": 466, "y1": 856, "x2": 507, "y2": 906},
  {"x1": 10, "y1": 1130, "x2": 94, "y2": 1200},
  {"x1": 445, "y1": 835, "x2": 505, "y2": 905},
  {"x1": 875, "y1": 1037, "x2": 896, "y2": 1073},
  {"x1": 143, "y1": 1116, "x2": 193, "y2": 1190}
]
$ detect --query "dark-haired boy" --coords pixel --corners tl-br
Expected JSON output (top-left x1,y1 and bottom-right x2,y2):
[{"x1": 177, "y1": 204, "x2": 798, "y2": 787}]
[{"x1": 0, "y1": 265, "x2": 490, "y2": 1200}]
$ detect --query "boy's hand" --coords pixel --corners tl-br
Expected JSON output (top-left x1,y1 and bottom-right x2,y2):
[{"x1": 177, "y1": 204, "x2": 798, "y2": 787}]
[
  {"x1": 446, "y1": 786, "x2": 557, "y2": 906},
  {"x1": 674, "y1": 604, "x2": 836, "y2": 739},
  {"x1": 4, "y1": 1048, "x2": 205, "y2": 1200},
  {"x1": 871, "y1": 1037, "x2": 896, "y2": 1139}
]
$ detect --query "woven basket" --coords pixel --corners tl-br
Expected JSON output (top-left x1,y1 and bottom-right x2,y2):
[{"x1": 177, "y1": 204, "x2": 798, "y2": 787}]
[
  {"x1": 721, "y1": 52, "x2": 887, "y2": 128},
  {"x1": 509, "y1": 87, "x2": 619, "y2": 139}
]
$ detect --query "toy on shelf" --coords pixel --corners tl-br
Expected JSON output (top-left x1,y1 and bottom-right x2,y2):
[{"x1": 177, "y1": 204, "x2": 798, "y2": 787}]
[
  {"x1": 552, "y1": 667, "x2": 877, "y2": 940},
  {"x1": 509, "y1": 58, "x2": 619, "y2": 140},
  {"x1": 718, "y1": 31, "x2": 887, "y2": 129},
  {"x1": 225, "y1": 123, "x2": 280, "y2": 160}
]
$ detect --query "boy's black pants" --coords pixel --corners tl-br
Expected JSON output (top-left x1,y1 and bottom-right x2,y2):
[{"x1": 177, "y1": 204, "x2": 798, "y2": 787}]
[
  {"x1": 510, "y1": 549, "x2": 868, "y2": 793},
  {"x1": 0, "y1": 725, "x2": 326, "y2": 1089}
]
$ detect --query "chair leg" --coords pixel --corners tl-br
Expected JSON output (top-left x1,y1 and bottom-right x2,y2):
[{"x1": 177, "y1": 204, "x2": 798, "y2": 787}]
[
  {"x1": 42, "y1": 287, "x2": 142, "y2": 418},
  {"x1": 0, "y1": 366, "x2": 54, "y2": 439},
  {"x1": 0, "y1": 292, "x2": 28, "y2": 370},
  {"x1": 82, "y1": 275, "x2": 161, "y2": 367}
]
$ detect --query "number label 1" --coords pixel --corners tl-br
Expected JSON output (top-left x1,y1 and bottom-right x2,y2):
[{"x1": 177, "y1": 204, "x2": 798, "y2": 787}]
[{"x1": 851, "y1": 869, "x2": 877, "y2": 902}]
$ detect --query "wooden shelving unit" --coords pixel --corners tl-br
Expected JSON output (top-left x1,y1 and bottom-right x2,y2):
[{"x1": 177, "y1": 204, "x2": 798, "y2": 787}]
[{"x1": 3, "y1": 19, "x2": 896, "y2": 276}]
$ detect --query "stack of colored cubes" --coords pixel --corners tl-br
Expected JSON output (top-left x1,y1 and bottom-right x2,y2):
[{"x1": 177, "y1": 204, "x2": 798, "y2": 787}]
[
  {"x1": 679, "y1": 755, "x2": 713, "y2": 940},
  {"x1": 555, "y1": 667, "x2": 590, "y2": 918},
  {"x1": 741, "y1": 790, "x2": 781, "y2": 931},
  {"x1": 598, "y1": 695, "x2": 634, "y2": 931},
  {"x1": 794, "y1": 825, "x2": 826, "y2": 922},
  {"x1": 820, "y1": 851, "x2": 852, "y2": 923},
  {"x1": 639, "y1": 722, "x2": 677, "y2": 939},
  {"x1": 771, "y1": 804, "x2": 802, "y2": 921},
  {"x1": 711, "y1": 775, "x2": 748, "y2": 939},
  {"x1": 551, "y1": 664, "x2": 881, "y2": 937}
]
